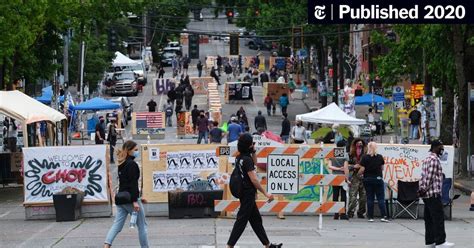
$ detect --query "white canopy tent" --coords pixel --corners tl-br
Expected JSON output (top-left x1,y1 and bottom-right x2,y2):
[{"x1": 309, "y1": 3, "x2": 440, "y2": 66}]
[
  {"x1": 112, "y1": 51, "x2": 140, "y2": 67},
  {"x1": 0, "y1": 90, "x2": 67, "y2": 147},
  {"x1": 295, "y1": 103, "x2": 366, "y2": 125}
]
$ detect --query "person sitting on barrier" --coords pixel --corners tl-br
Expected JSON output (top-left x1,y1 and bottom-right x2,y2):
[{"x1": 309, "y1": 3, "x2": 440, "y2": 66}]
[
  {"x1": 345, "y1": 138, "x2": 367, "y2": 219},
  {"x1": 358, "y1": 142, "x2": 390, "y2": 223},
  {"x1": 104, "y1": 140, "x2": 149, "y2": 248},
  {"x1": 227, "y1": 134, "x2": 282, "y2": 248},
  {"x1": 329, "y1": 140, "x2": 349, "y2": 220}
]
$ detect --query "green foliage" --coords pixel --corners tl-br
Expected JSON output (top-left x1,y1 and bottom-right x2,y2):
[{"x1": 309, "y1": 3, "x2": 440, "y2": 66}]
[
  {"x1": 0, "y1": 1, "x2": 193, "y2": 92},
  {"x1": 372, "y1": 25, "x2": 456, "y2": 90}
]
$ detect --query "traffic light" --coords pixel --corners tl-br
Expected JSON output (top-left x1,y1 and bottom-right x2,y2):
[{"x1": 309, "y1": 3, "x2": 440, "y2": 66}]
[
  {"x1": 108, "y1": 28, "x2": 117, "y2": 51},
  {"x1": 229, "y1": 33, "x2": 239, "y2": 55},
  {"x1": 226, "y1": 9, "x2": 234, "y2": 18},
  {"x1": 188, "y1": 34, "x2": 199, "y2": 59},
  {"x1": 292, "y1": 27, "x2": 303, "y2": 50},
  {"x1": 226, "y1": 8, "x2": 234, "y2": 24}
]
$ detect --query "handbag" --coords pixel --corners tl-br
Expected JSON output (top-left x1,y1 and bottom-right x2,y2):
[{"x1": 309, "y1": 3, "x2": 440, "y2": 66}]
[{"x1": 115, "y1": 191, "x2": 131, "y2": 205}]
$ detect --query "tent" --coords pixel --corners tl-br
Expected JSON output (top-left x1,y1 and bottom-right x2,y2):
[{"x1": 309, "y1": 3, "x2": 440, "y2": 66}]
[
  {"x1": 0, "y1": 90, "x2": 67, "y2": 124},
  {"x1": 295, "y1": 103, "x2": 366, "y2": 125},
  {"x1": 36, "y1": 86, "x2": 65, "y2": 104},
  {"x1": 113, "y1": 51, "x2": 140, "y2": 67},
  {"x1": 0, "y1": 90, "x2": 67, "y2": 147},
  {"x1": 71, "y1": 97, "x2": 120, "y2": 111},
  {"x1": 355, "y1": 93, "x2": 392, "y2": 106}
]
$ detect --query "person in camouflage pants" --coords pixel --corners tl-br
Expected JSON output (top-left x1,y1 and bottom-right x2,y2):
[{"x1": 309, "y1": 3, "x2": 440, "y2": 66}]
[{"x1": 345, "y1": 138, "x2": 367, "y2": 218}]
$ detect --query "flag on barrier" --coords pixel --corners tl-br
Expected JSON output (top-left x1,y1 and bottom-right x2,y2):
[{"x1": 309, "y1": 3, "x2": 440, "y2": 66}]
[{"x1": 214, "y1": 200, "x2": 345, "y2": 214}]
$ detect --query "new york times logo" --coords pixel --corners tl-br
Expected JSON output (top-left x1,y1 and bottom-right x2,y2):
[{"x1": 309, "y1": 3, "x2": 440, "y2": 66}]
[
  {"x1": 314, "y1": 5, "x2": 326, "y2": 20},
  {"x1": 308, "y1": 0, "x2": 474, "y2": 24}
]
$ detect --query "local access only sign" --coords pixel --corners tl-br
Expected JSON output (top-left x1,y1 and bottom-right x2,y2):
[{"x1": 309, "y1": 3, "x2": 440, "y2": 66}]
[{"x1": 267, "y1": 154, "x2": 299, "y2": 194}]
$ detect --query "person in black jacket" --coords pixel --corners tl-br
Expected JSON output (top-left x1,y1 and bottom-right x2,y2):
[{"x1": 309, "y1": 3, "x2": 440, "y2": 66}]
[
  {"x1": 280, "y1": 113, "x2": 291, "y2": 144},
  {"x1": 105, "y1": 141, "x2": 149, "y2": 248},
  {"x1": 227, "y1": 134, "x2": 281, "y2": 248}
]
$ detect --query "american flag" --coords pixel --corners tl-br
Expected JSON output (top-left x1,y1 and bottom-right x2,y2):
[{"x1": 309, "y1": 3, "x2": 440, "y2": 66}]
[{"x1": 136, "y1": 112, "x2": 164, "y2": 128}]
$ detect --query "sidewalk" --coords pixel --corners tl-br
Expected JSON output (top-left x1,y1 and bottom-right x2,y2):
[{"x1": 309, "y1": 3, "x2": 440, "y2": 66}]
[{"x1": 454, "y1": 177, "x2": 474, "y2": 194}]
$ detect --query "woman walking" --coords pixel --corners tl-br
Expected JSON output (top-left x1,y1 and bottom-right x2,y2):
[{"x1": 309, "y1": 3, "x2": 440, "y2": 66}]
[
  {"x1": 227, "y1": 134, "x2": 282, "y2": 248},
  {"x1": 358, "y1": 142, "x2": 390, "y2": 222},
  {"x1": 345, "y1": 138, "x2": 367, "y2": 219},
  {"x1": 104, "y1": 140, "x2": 149, "y2": 248}
]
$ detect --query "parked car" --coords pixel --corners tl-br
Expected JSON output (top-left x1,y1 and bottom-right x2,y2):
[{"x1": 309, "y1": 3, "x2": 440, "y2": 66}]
[
  {"x1": 163, "y1": 46, "x2": 182, "y2": 56},
  {"x1": 160, "y1": 51, "x2": 177, "y2": 66},
  {"x1": 110, "y1": 96, "x2": 133, "y2": 125},
  {"x1": 110, "y1": 71, "x2": 138, "y2": 96},
  {"x1": 126, "y1": 62, "x2": 147, "y2": 86},
  {"x1": 167, "y1": 41, "x2": 181, "y2": 48},
  {"x1": 246, "y1": 37, "x2": 270, "y2": 50}
]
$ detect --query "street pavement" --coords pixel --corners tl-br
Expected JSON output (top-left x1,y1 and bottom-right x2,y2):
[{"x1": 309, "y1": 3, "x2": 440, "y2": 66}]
[
  {"x1": 2, "y1": 10, "x2": 473, "y2": 248},
  {"x1": 0, "y1": 186, "x2": 473, "y2": 247}
]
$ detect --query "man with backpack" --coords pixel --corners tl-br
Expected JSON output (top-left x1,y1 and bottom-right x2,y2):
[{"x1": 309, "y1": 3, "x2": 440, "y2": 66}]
[
  {"x1": 228, "y1": 133, "x2": 281, "y2": 248},
  {"x1": 163, "y1": 100, "x2": 173, "y2": 127}
]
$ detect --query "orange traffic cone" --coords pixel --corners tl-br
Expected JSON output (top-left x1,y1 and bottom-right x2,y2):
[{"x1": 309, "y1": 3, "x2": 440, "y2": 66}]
[{"x1": 470, "y1": 192, "x2": 474, "y2": 211}]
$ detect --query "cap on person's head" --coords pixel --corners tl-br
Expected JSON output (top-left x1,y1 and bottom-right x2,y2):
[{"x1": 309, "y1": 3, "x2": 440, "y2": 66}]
[
  {"x1": 430, "y1": 140, "x2": 443, "y2": 152},
  {"x1": 336, "y1": 140, "x2": 346, "y2": 148},
  {"x1": 231, "y1": 116, "x2": 238, "y2": 122},
  {"x1": 332, "y1": 124, "x2": 339, "y2": 129},
  {"x1": 99, "y1": 116, "x2": 104, "y2": 120},
  {"x1": 238, "y1": 133, "x2": 253, "y2": 153}
]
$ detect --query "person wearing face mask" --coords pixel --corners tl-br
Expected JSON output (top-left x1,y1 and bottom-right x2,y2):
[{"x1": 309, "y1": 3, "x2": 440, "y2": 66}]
[
  {"x1": 291, "y1": 120, "x2": 308, "y2": 144},
  {"x1": 227, "y1": 134, "x2": 281, "y2": 248},
  {"x1": 104, "y1": 141, "x2": 149, "y2": 248},
  {"x1": 95, "y1": 116, "x2": 106, "y2": 145},
  {"x1": 345, "y1": 138, "x2": 367, "y2": 219},
  {"x1": 418, "y1": 140, "x2": 454, "y2": 248}
]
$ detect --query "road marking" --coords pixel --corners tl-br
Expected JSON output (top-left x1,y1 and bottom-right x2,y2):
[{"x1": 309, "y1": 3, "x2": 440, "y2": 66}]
[
  {"x1": 0, "y1": 210, "x2": 11, "y2": 218},
  {"x1": 18, "y1": 222, "x2": 56, "y2": 248}
]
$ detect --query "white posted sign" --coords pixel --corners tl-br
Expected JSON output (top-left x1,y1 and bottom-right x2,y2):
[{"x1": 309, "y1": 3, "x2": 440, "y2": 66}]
[{"x1": 267, "y1": 154, "x2": 299, "y2": 194}]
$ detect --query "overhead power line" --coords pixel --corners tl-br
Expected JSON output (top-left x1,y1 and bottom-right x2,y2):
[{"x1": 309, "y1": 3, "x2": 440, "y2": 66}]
[{"x1": 128, "y1": 23, "x2": 394, "y2": 39}]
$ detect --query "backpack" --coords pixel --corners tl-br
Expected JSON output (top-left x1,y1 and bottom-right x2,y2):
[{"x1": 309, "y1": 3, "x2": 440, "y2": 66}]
[
  {"x1": 229, "y1": 157, "x2": 245, "y2": 198},
  {"x1": 165, "y1": 106, "x2": 173, "y2": 116}
]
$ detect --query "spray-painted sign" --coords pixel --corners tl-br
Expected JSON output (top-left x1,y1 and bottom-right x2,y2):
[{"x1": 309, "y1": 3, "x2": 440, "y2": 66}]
[{"x1": 23, "y1": 145, "x2": 108, "y2": 204}]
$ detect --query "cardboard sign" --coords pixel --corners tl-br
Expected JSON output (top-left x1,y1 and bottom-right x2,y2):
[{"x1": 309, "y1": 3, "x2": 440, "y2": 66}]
[
  {"x1": 267, "y1": 154, "x2": 299, "y2": 194},
  {"x1": 217, "y1": 146, "x2": 230, "y2": 156}
]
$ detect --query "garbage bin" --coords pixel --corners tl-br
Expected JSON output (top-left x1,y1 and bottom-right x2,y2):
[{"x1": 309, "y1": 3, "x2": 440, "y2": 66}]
[{"x1": 53, "y1": 193, "x2": 83, "y2": 222}]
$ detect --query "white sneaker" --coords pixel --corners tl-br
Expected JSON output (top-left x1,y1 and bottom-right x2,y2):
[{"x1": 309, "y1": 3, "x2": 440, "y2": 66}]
[
  {"x1": 436, "y1": 241, "x2": 455, "y2": 247},
  {"x1": 380, "y1": 217, "x2": 390, "y2": 223},
  {"x1": 426, "y1": 243, "x2": 435, "y2": 248},
  {"x1": 368, "y1": 219, "x2": 374, "y2": 222}
]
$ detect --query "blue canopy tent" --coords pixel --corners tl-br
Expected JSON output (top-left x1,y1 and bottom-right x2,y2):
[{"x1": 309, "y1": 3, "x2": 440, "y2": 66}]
[
  {"x1": 70, "y1": 97, "x2": 120, "y2": 135},
  {"x1": 355, "y1": 93, "x2": 392, "y2": 106},
  {"x1": 36, "y1": 86, "x2": 65, "y2": 104},
  {"x1": 71, "y1": 97, "x2": 120, "y2": 111}
]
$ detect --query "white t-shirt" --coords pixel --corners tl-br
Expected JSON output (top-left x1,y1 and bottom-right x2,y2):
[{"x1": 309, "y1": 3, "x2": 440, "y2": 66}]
[
  {"x1": 292, "y1": 126, "x2": 306, "y2": 141},
  {"x1": 368, "y1": 113, "x2": 375, "y2": 123}
]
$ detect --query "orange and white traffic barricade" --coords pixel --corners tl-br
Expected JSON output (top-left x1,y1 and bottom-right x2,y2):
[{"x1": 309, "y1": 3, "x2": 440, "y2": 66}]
[{"x1": 215, "y1": 200, "x2": 345, "y2": 214}]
